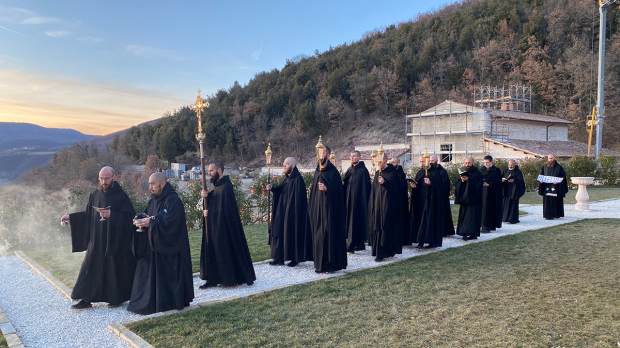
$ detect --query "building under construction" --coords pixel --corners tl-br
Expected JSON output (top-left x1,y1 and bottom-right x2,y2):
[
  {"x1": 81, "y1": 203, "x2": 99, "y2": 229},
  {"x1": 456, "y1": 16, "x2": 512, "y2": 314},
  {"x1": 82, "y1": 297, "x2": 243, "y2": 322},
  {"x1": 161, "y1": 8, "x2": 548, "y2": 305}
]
[{"x1": 406, "y1": 84, "x2": 618, "y2": 163}]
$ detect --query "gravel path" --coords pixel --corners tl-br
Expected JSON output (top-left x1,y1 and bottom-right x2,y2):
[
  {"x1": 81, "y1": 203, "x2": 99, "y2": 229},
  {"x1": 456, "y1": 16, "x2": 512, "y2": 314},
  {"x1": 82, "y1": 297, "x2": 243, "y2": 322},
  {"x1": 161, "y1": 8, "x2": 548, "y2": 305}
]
[{"x1": 0, "y1": 199, "x2": 618, "y2": 347}]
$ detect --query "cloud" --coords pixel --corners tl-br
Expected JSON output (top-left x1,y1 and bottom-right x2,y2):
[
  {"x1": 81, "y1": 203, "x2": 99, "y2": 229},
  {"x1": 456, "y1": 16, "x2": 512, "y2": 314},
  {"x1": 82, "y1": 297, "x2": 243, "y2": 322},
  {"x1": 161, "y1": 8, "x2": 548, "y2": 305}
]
[
  {"x1": 0, "y1": 69, "x2": 186, "y2": 135},
  {"x1": 0, "y1": 24, "x2": 21, "y2": 35},
  {"x1": 45, "y1": 30, "x2": 71, "y2": 38},
  {"x1": 22, "y1": 16, "x2": 59, "y2": 25},
  {"x1": 0, "y1": 6, "x2": 59, "y2": 25},
  {"x1": 125, "y1": 44, "x2": 185, "y2": 62}
]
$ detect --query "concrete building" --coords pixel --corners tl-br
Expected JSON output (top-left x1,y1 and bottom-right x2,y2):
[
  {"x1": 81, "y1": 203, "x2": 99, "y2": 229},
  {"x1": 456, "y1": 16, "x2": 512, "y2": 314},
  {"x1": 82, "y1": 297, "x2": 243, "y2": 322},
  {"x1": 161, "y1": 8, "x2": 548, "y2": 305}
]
[{"x1": 406, "y1": 100, "x2": 617, "y2": 163}]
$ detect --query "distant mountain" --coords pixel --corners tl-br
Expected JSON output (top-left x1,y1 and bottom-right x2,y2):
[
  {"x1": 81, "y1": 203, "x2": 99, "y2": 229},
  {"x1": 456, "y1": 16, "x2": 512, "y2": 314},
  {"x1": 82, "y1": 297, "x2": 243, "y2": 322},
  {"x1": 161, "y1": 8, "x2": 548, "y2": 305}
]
[
  {"x1": 0, "y1": 123, "x2": 97, "y2": 185},
  {"x1": 0, "y1": 122, "x2": 96, "y2": 151}
]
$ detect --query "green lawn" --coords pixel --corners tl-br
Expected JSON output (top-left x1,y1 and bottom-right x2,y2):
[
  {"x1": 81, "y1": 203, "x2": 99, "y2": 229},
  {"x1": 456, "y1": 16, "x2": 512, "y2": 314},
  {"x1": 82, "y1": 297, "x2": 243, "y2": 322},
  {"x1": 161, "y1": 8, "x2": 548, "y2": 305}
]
[
  {"x1": 520, "y1": 186, "x2": 620, "y2": 205},
  {"x1": 26, "y1": 224, "x2": 270, "y2": 288},
  {"x1": 130, "y1": 219, "x2": 620, "y2": 348},
  {"x1": 0, "y1": 333, "x2": 7, "y2": 348}
]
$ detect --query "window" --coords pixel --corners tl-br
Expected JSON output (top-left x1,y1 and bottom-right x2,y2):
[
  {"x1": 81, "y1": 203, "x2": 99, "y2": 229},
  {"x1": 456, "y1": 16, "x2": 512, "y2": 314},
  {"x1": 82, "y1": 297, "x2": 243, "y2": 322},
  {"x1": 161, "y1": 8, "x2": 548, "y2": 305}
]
[{"x1": 440, "y1": 144, "x2": 453, "y2": 162}]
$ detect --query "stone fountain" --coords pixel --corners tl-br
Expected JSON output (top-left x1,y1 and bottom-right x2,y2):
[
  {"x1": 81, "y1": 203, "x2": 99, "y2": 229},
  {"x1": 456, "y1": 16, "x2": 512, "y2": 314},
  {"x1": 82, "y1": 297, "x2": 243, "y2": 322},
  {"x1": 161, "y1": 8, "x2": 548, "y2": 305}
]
[{"x1": 570, "y1": 177, "x2": 595, "y2": 211}]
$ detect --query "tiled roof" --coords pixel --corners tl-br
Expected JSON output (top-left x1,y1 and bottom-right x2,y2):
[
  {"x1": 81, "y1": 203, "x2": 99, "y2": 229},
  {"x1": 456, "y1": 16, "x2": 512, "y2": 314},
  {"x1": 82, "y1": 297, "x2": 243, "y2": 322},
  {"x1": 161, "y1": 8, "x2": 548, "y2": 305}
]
[{"x1": 484, "y1": 137, "x2": 619, "y2": 157}]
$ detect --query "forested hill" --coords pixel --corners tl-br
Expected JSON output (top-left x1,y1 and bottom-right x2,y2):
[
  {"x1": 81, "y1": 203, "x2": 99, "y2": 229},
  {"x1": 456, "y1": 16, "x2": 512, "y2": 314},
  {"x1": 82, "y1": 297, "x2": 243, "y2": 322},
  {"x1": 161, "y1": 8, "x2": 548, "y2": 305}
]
[{"x1": 110, "y1": 0, "x2": 620, "y2": 165}]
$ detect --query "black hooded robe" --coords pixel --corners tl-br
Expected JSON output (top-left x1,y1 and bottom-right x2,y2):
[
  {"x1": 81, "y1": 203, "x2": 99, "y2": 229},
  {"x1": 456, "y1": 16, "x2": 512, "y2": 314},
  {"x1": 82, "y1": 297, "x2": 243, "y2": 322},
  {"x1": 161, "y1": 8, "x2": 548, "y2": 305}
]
[
  {"x1": 502, "y1": 166, "x2": 526, "y2": 224},
  {"x1": 270, "y1": 167, "x2": 313, "y2": 263},
  {"x1": 368, "y1": 164, "x2": 400, "y2": 260},
  {"x1": 309, "y1": 160, "x2": 347, "y2": 273},
  {"x1": 127, "y1": 183, "x2": 194, "y2": 315},
  {"x1": 394, "y1": 165, "x2": 410, "y2": 248},
  {"x1": 343, "y1": 161, "x2": 371, "y2": 252},
  {"x1": 69, "y1": 181, "x2": 136, "y2": 305},
  {"x1": 416, "y1": 164, "x2": 453, "y2": 248},
  {"x1": 408, "y1": 169, "x2": 426, "y2": 244},
  {"x1": 538, "y1": 163, "x2": 568, "y2": 220},
  {"x1": 200, "y1": 176, "x2": 256, "y2": 286},
  {"x1": 455, "y1": 166, "x2": 483, "y2": 238},
  {"x1": 480, "y1": 165, "x2": 503, "y2": 232}
]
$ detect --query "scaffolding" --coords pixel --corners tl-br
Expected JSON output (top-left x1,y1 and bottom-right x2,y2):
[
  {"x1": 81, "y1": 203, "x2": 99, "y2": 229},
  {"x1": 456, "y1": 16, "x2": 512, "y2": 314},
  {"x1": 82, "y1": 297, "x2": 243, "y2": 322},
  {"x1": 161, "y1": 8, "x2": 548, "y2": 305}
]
[{"x1": 473, "y1": 84, "x2": 532, "y2": 113}]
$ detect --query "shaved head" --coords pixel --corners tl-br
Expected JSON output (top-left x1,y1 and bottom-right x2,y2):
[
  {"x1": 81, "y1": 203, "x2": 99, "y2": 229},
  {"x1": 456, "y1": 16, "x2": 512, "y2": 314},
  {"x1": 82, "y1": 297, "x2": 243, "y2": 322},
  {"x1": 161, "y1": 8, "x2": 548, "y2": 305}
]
[
  {"x1": 148, "y1": 172, "x2": 167, "y2": 196},
  {"x1": 283, "y1": 157, "x2": 297, "y2": 175},
  {"x1": 284, "y1": 157, "x2": 297, "y2": 167},
  {"x1": 98, "y1": 166, "x2": 115, "y2": 191}
]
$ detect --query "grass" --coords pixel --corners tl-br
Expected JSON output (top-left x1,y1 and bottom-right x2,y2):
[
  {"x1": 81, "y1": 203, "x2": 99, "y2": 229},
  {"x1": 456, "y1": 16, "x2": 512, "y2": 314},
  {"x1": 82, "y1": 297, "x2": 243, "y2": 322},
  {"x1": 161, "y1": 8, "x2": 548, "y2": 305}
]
[
  {"x1": 0, "y1": 333, "x2": 7, "y2": 348},
  {"x1": 129, "y1": 219, "x2": 620, "y2": 348},
  {"x1": 520, "y1": 186, "x2": 620, "y2": 205},
  {"x1": 26, "y1": 224, "x2": 270, "y2": 288}
]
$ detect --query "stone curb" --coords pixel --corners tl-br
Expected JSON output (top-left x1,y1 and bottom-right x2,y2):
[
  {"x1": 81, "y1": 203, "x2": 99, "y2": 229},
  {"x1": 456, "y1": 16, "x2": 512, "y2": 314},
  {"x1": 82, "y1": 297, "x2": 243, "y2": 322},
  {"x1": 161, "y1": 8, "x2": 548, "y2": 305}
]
[
  {"x1": 108, "y1": 323, "x2": 153, "y2": 348},
  {"x1": 0, "y1": 307, "x2": 25, "y2": 348},
  {"x1": 13, "y1": 251, "x2": 72, "y2": 300}
]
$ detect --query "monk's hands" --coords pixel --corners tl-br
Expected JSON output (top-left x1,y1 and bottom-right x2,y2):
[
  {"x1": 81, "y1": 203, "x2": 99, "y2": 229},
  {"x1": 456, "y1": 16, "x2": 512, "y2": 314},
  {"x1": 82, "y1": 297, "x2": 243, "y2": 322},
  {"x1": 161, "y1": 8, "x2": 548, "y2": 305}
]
[
  {"x1": 60, "y1": 213, "x2": 70, "y2": 226},
  {"x1": 423, "y1": 177, "x2": 431, "y2": 186},
  {"x1": 460, "y1": 175, "x2": 469, "y2": 182},
  {"x1": 200, "y1": 189, "x2": 208, "y2": 198},
  {"x1": 508, "y1": 179, "x2": 514, "y2": 183},
  {"x1": 318, "y1": 182, "x2": 327, "y2": 192},
  {"x1": 97, "y1": 208, "x2": 111, "y2": 219},
  {"x1": 203, "y1": 210, "x2": 208, "y2": 218},
  {"x1": 378, "y1": 176, "x2": 385, "y2": 185},
  {"x1": 409, "y1": 181, "x2": 417, "y2": 189},
  {"x1": 134, "y1": 217, "x2": 151, "y2": 228},
  {"x1": 265, "y1": 184, "x2": 272, "y2": 191},
  {"x1": 483, "y1": 182, "x2": 490, "y2": 187}
]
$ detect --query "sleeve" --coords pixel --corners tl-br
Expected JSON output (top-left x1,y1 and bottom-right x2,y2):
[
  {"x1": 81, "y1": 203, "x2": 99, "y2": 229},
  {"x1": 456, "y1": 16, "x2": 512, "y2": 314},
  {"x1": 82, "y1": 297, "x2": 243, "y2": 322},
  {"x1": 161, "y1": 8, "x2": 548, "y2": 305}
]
[
  {"x1": 106, "y1": 193, "x2": 135, "y2": 256},
  {"x1": 69, "y1": 211, "x2": 90, "y2": 252},
  {"x1": 149, "y1": 196, "x2": 185, "y2": 255}
]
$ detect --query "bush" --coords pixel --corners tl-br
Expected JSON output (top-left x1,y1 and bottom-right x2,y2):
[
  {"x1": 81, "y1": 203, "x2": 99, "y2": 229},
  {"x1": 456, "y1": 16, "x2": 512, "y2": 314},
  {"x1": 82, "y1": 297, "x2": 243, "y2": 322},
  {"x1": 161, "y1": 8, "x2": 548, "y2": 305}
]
[
  {"x1": 565, "y1": 156, "x2": 597, "y2": 179},
  {"x1": 597, "y1": 156, "x2": 619, "y2": 186},
  {"x1": 518, "y1": 158, "x2": 545, "y2": 192}
]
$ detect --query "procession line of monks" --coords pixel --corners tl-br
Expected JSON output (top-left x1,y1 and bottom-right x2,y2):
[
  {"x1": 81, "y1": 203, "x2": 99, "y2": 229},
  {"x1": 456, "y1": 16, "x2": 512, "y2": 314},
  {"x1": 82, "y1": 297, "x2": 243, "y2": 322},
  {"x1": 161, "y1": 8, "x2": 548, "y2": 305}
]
[{"x1": 60, "y1": 152, "x2": 567, "y2": 315}]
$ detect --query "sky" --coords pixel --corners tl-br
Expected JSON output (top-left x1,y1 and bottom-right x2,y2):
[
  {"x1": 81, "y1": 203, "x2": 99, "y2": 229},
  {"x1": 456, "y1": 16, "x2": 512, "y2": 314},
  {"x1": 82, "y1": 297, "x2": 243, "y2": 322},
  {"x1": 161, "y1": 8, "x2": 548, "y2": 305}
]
[{"x1": 0, "y1": 0, "x2": 457, "y2": 135}]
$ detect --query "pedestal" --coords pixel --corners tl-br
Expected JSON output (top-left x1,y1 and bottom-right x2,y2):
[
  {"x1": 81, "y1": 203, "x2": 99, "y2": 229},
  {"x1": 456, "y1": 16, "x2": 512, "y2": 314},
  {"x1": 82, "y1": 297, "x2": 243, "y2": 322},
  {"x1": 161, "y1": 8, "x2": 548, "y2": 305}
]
[{"x1": 570, "y1": 177, "x2": 594, "y2": 211}]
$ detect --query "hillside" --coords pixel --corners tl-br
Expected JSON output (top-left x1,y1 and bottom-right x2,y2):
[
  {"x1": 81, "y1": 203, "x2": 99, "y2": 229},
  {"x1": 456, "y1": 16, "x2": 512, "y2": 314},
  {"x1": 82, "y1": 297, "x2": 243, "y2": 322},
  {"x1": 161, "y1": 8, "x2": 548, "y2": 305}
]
[
  {"x1": 0, "y1": 123, "x2": 96, "y2": 184},
  {"x1": 48, "y1": 0, "x2": 620, "y2": 171}
]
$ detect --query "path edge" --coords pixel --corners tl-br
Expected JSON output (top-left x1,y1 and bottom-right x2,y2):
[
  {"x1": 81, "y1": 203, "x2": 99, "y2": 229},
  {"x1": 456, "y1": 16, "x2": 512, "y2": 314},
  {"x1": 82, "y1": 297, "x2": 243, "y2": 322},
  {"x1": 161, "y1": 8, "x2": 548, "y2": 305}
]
[{"x1": 0, "y1": 306, "x2": 26, "y2": 348}]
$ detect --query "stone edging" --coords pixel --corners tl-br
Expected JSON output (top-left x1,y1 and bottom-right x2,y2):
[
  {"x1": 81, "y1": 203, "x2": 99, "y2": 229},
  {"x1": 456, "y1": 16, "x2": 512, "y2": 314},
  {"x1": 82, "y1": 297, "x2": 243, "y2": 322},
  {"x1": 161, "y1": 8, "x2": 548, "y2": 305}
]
[
  {"x1": 13, "y1": 251, "x2": 72, "y2": 300},
  {"x1": 108, "y1": 323, "x2": 153, "y2": 348},
  {"x1": 0, "y1": 306, "x2": 25, "y2": 348}
]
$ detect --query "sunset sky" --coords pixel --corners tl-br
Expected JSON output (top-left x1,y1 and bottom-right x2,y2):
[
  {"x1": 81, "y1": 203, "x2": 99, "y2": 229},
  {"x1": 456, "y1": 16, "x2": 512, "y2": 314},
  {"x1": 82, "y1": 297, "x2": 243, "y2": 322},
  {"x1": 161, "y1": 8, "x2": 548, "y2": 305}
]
[{"x1": 0, "y1": 0, "x2": 456, "y2": 135}]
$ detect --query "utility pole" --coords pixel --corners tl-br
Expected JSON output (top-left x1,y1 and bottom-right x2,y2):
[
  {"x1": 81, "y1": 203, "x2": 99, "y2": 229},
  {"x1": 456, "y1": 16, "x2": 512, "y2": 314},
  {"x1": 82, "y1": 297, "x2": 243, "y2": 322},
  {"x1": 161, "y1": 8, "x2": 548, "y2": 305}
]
[{"x1": 595, "y1": 0, "x2": 619, "y2": 159}]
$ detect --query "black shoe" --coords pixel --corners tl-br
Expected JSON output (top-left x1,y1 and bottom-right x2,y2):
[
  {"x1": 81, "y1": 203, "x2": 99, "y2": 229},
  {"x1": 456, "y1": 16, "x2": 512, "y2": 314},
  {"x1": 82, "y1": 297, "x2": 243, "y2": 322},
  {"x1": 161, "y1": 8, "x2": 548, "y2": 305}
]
[
  {"x1": 462, "y1": 236, "x2": 471, "y2": 241},
  {"x1": 286, "y1": 261, "x2": 298, "y2": 267},
  {"x1": 199, "y1": 282, "x2": 216, "y2": 289},
  {"x1": 470, "y1": 236, "x2": 478, "y2": 240},
  {"x1": 416, "y1": 244, "x2": 424, "y2": 249},
  {"x1": 423, "y1": 245, "x2": 433, "y2": 249},
  {"x1": 246, "y1": 281, "x2": 254, "y2": 286},
  {"x1": 269, "y1": 260, "x2": 284, "y2": 266},
  {"x1": 71, "y1": 300, "x2": 92, "y2": 310}
]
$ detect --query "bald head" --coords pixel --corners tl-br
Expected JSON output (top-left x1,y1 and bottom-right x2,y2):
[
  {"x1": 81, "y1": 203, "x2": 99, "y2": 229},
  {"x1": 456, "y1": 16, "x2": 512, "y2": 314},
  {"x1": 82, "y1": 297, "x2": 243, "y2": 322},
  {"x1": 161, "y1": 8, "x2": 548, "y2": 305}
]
[
  {"x1": 283, "y1": 157, "x2": 297, "y2": 175},
  {"x1": 148, "y1": 172, "x2": 167, "y2": 196},
  {"x1": 429, "y1": 155, "x2": 439, "y2": 165},
  {"x1": 98, "y1": 166, "x2": 115, "y2": 191}
]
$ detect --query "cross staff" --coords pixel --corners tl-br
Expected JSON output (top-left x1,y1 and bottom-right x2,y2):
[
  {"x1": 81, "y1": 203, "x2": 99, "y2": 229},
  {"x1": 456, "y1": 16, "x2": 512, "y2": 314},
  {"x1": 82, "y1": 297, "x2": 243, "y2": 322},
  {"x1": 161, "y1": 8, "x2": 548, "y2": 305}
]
[{"x1": 194, "y1": 90, "x2": 209, "y2": 214}]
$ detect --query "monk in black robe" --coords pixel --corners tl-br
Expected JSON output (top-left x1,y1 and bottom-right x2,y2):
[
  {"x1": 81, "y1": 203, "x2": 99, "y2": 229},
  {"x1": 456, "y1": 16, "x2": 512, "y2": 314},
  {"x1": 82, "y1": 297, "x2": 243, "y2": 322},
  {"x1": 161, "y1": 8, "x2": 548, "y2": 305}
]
[
  {"x1": 480, "y1": 155, "x2": 503, "y2": 233},
  {"x1": 391, "y1": 158, "x2": 409, "y2": 248},
  {"x1": 368, "y1": 157, "x2": 401, "y2": 261},
  {"x1": 416, "y1": 155, "x2": 453, "y2": 248},
  {"x1": 455, "y1": 157, "x2": 483, "y2": 241},
  {"x1": 128, "y1": 173, "x2": 194, "y2": 315},
  {"x1": 309, "y1": 146, "x2": 347, "y2": 273},
  {"x1": 538, "y1": 154, "x2": 568, "y2": 220},
  {"x1": 407, "y1": 157, "x2": 426, "y2": 244},
  {"x1": 268, "y1": 157, "x2": 312, "y2": 266},
  {"x1": 343, "y1": 151, "x2": 371, "y2": 252},
  {"x1": 502, "y1": 160, "x2": 526, "y2": 224},
  {"x1": 200, "y1": 162, "x2": 256, "y2": 288},
  {"x1": 60, "y1": 166, "x2": 136, "y2": 310}
]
